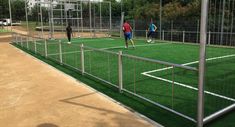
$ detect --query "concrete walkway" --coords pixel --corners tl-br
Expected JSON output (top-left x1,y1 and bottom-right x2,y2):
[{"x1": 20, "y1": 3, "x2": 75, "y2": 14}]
[{"x1": 0, "y1": 42, "x2": 160, "y2": 127}]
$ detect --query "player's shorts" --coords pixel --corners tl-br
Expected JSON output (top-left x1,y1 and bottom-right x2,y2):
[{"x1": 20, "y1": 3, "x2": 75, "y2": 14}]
[
  {"x1": 67, "y1": 32, "x2": 71, "y2": 36},
  {"x1": 147, "y1": 31, "x2": 155, "y2": 38},
  {"x1": 124, "y1": 32, "x2": 132, "y2": 40}
]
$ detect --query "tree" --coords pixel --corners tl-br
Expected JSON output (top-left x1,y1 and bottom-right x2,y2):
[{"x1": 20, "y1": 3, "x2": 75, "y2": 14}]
[
  {"x1": 11, "y1": 0, "x2": 25, "y2": 21},
  {"x1": 0, "y1": 0, "x2": 10, "y2": 18}
]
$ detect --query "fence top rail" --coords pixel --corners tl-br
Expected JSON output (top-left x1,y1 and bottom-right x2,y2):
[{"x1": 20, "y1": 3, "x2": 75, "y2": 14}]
[
  {"x1": 163, "y1": 30, "x2": 199, "y2": 33},
  {"x1": 52, "y1": 18, "x2": 83, "y2": 19},
  {"x1": 83, "y1": 45, "x2": 197, "y2": 71},
  {"x1": 122, "y1": 53, "x2": 198, "y2": 71},
  {"x1": 13, "y1": 32, "x2": 45, "y2": 40},
  {"x1": 56, "y1": 0, "x2": 111, "y2": 4},
  {"x1": 148, "y1": 30, "x2": 235, "y2": 35},
  {"x1": 83, "y1": 46, "x2": 118, "y2": 55}
]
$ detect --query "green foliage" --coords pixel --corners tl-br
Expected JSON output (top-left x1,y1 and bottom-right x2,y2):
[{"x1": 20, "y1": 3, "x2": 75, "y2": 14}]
[
  {"x1": 11, "y1": 0, "x2": 25, "y2": 20},
  {"x1": 133, "y1": 4, "x2": 159, "y2": 19},
  {"x1": 29, "y1": 4, "x2": 48, "y2": 25},
  {"x1": 163, "y1": 2, "x2": 184, "y2": 20},
  {"x1": 111, "y1": 0, "x2": 201, "y2": 21},
  {"x1": 0, "y1": 0, "x2": 26, "y2": 20},
  {"x1": 0, "y1": 0, "x2": 10, "y2": 19}
]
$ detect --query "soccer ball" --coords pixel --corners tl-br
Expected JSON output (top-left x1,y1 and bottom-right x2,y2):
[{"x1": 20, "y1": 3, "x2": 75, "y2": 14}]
[{"x1": 147, "y1": 39, "x2": 152, "y2": 43}]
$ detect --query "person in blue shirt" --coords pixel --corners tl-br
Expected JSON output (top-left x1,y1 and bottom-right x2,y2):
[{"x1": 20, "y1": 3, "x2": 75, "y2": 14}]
[{"x1": 147, "y1": 19, "x2": 157, "y2": 43}]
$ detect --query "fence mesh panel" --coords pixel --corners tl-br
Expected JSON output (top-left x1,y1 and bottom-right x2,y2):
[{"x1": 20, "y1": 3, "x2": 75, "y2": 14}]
[
  {"x1": 62, "y1": 43, "x2": 81, "y2": 70},
  {"x1": 84, "y1": 47, "x2": 119, "y2": 87},
  {"x1": 122, "y1": 54, "x2": 198, "y2": 120}
]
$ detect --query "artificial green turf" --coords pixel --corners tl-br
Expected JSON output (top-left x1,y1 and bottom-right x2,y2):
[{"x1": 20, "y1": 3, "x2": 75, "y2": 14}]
[
  {"x1": 0, "y1": 28, "x2": 10, "y2": 33},
  {"x1": 13, "y1": 37, "x2": 235, "y2": 127}
]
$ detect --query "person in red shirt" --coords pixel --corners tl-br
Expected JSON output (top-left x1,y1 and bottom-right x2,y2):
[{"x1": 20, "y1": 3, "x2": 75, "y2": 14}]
[{"x1": 122, "y1": 20, "x2": 135, "y2": 48}]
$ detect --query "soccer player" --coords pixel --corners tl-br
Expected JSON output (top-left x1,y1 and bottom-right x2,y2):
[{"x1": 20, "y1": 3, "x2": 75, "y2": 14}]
[
  {"x1": 147, "y1": 19, "x2": 157, "y2": 43},
  {"x1": 122, "y1": 20, "x2": 135, "y2": 48},
  {"x1": 66, "y1": 24, "x2": 72, "y2": 44}
]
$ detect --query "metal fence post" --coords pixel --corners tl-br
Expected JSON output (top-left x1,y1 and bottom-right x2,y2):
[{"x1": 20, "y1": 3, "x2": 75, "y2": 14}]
[
  {"x1": 15, "y1": 34, "x2": 18, "y2": 45},
  {"x1": 44, "y1": 39, "x2": 48, "y2": 57},
  {"x1": 99, "y1": 2, "x2": 102, "y2": 30},
  {"x1": 81, "y1": 1, "x2": 84, "y2": 33},
  {"x1": 20, "y1": 36, "x2": 23, "y2": 47},
  {"x1": 15, "y1": 34, "x2": 17, "y2": 44},
  {"x1": 183, "y1": 31, "x2": 185, "y2": 43},
  {"x1": 118, "y1": 51, "x2": 123, "y2": 93},
  {"x1": 81, "y1": 44, "x2": 85, "y2": 75},
  {"x1": 27, "y1": 39, "x2": 29, "y2": 49},
  {"x1": 198, "y1": 0, "x2": 209, "y2": 127},
  {"x1": 17, "y1": 34, "x2": 20, "y2": 45},
  {"x1": 34, "y1": 39, "x2": 37, "y2": 53},
  {"x1": 120, "y1": 12, "x2": 125, "y2": 38},
  {"x1": 59, "y1": 40, "x2": 63, "y2": 65},
  {"x1": 25, "y1": 0, "x2": 29, "y2": 50},
  {"x1": 8, "y1": 0, "x2": 12, "y2": 32},
  {"x1": 171, "y1": 20, "x2": 173, "y2": 42},
  {"x1": 89, "y1": 1, "x2": 92, "y2": 36},
  {"x1": 109, "y1": 1, "x2": 112, "y2": 37},
  {"x1": 208, "y1": 31, "x2": 211, "y2": 45},
  {"x1": 133, "y1": 20, "x2": 135, "y2": 39},
  {"x1": 162, "y1": 30, "x2": 165, "y2": 40},
  {"x1": 11, "y1": 33, "x2": 13, "y2": 43},
  {"x1": 197, "y1": 19, "x2": 200, "y2": 43},
  {"x1": 159, "y1": 0, "x2": 162, "y2": 40},
  {"x1": 220, "y1": 0, "x2": 226, "y2": 45},
  {"x1": 93, "y1": 3, "x2": 96, "y2": 38}
]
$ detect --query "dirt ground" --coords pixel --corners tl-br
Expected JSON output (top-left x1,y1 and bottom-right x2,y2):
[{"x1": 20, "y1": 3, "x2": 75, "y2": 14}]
[
  {"x1": 0, "y1": 36, "x2": 12, "y2": 42},
  {"x1": 0, "y1": 41, "x2": 161, "y2": 127}
]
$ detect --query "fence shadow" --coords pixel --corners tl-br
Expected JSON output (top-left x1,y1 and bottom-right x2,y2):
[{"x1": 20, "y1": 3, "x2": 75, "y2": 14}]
[{"x1": 37, "y1": 123, "x2": 59, "y2": 127}]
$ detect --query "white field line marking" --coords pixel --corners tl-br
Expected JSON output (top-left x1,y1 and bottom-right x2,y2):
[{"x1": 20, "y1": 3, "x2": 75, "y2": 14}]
[
  {"x1": 102, "y1": 42, "x2": 172, "y2": 50},
  {"x1": 27, "y1": 42, "x2": 43, "y2": 45},
  {"x1": 48, "y1": 51, "x2": 81, "y2": 56},
  {"x1": 142, "y1": 54, "x2": 235, "y2": 75},
  {"x1": 142, "y1": 54, "x2": 235, "y2": 102},
  {"x1": 143, "y1": 73, "x2": 235, "y2": 102},
  {"x1": 36, "y1": 42, "x2": 43, "y2": 45},
  {"x1": 47, "y1": 42, "x2": 172, "y2": 56},
  {"x1": 72, "y1": 38, "x2": 115, "y2": 42}
]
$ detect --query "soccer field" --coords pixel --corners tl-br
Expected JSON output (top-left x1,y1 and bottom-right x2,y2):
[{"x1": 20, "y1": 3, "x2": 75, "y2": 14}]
[{"x1": 15, "y1": 36, "x2": 235, "y2": 123}]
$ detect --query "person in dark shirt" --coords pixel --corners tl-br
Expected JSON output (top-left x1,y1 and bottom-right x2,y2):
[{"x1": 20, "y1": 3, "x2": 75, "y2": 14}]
[{"x1": 66, "y1": 24, "x2": 72, "y2": 44}]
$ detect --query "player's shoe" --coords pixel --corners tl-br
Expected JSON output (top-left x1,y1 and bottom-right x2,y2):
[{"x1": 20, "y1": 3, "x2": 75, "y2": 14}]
[{"x1": 67, "y1": 42, "x2": 71, "y2": 44}]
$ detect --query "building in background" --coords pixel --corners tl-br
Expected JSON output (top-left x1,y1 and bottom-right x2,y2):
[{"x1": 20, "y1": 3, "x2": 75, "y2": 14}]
[{"x1": 28, "y1": 0, "x2": 58, "y2": 10}]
